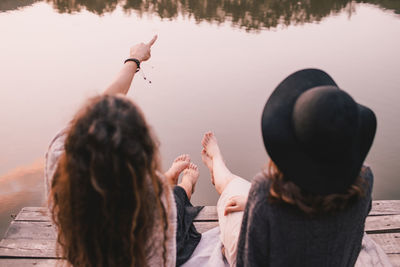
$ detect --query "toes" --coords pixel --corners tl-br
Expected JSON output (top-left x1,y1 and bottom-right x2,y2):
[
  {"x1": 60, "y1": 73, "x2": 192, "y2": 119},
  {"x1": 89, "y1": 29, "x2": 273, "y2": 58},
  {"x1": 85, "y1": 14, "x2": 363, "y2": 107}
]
[
  {"x1": 201, "y1": 136, "x2": 207, "y2": 148},
  {"x1": 184, "y1": 163, "x2": 199, "y2": 176},
  {"x1": 202, "y1": 132, "x2": 212, "y2": 147},
  {"x1": 189, "y1": 163, "x2": 197, "y2": 170},
  {"x1": 202, "y1": 132, "x2": 215, "y2": 149},
  {"x1": 180, "y1": 154, "x2": 190, "y2": 162},
  {"x1": 175, "y1": 154, "x2": 190, "y2": 163}
]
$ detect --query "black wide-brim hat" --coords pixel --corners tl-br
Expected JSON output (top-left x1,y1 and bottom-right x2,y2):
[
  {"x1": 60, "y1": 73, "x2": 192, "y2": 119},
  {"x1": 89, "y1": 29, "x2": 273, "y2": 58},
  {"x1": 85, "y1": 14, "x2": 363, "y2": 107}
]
[{"x1": 261, "y1": 69, "x2": 377, "y2": 195}]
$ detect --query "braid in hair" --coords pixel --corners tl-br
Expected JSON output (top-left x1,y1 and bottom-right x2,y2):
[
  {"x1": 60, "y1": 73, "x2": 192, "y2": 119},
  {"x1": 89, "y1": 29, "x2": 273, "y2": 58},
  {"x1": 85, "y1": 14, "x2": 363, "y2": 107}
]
[{"x1": 267, "y1": 160, "x2": 367, "y2": 215}]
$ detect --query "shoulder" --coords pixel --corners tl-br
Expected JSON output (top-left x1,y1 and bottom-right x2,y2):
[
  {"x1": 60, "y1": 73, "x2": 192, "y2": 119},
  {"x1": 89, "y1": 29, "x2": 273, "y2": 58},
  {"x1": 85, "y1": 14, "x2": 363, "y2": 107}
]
[
  {"x1": 44, "y1": 127, "x2": 69, "y2": 197},
  {"x1": 45, "y1": 127, "x2": 69, "y2": 173}
]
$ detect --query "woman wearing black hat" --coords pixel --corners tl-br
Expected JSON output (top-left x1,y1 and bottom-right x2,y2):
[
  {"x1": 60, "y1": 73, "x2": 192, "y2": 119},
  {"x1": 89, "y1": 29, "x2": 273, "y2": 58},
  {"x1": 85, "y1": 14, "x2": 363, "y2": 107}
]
[{"x1": 201, "y1": 69, "x2": 377, "y2": 267}]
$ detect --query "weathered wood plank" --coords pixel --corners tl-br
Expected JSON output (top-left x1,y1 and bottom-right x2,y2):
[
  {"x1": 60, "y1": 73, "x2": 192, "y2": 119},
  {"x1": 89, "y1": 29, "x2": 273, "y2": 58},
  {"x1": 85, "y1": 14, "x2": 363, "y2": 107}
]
[
  {"x1": 0, "y1": 239, "x2": 57, "y2": 258},
  {"x1": 19, "y1": 207, "x2": 47, "y2": 212},
  {"x1": 370, "y1": 201, "x2": 400, "y2": 216},
  {"x1": 387, "y1": 254, "x2": 400, "y2": 267},
  {"x1": 1, "y1": 254, "x2": 396, "y2": 267},
  {"x1": 194, "y1": 221, "x2": 219, "y2": 233},
  {"x1": 0, "y1": 221, "x2": 217, "y2": 258},
  {"x1": 195, "y1": 206, "x2": 218, "y2": 221},
  {"x1": 8, "y1": 206, "x2": 400, "y2": 237},
  {"x1": 368, "y1": 233, "x2": 400, "y2": 254},
  {"x1": 15, "y1": 206, "x2": 219, "y2": 222},
  {"x1": 1, "y1": 202, "x2": 399, "y2": 263},
  {"x1": 4, "y1": 221, "x2": 56, "y2": 240},
  {"x1": 15, "y1": 208, "x2": 49, "y2": 222},
  {"x1": 17, "y1": 201, "x2": 400, "y2": 222},
  {"x1": 14, "y1": 207, "x2": 217, "y2": 222},
  {"x1": 0, "y1": 259, "x2": 64, "y2": 267},
  {"x1": 365, "y1": 215, "x2": 400, "y2": 234}
]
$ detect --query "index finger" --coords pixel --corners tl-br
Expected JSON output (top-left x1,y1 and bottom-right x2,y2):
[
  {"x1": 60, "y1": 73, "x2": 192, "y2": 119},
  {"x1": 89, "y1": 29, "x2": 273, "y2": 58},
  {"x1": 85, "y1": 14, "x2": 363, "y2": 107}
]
[{"x1": 147, "y1": 35, "x2": 158, "y2": 47}]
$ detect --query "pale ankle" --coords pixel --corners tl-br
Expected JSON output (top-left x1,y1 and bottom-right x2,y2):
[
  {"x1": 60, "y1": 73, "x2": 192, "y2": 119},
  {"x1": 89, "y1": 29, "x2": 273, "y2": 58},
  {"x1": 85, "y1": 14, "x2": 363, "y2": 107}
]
[{"x1": 212, "y1": 153, "x2": 223, "y2": 162}]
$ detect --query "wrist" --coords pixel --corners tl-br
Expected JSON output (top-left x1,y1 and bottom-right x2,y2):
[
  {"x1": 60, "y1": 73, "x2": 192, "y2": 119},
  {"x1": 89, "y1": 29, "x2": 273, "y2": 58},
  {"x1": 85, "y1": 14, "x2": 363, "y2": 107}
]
[
  {"x1": 124, "y1": 58, "x2": 140, "y2": 72},
  {"x1": 129, "y1": 54, "x2": 144, "y2": 62}
]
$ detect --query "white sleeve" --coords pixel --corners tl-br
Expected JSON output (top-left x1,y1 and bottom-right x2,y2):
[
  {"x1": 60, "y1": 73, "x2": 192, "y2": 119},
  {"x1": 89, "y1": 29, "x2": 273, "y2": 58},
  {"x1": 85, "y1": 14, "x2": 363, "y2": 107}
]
[{"x1": 44, "y1": 127, "x2": 68, "y2": 199}]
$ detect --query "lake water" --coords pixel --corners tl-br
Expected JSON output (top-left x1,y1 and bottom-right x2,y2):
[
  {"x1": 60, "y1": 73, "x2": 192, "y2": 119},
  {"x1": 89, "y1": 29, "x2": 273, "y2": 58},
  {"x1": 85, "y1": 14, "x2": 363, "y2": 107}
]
[{"x1": 1, "y1": 0, "x2": 399, "y2": 238}]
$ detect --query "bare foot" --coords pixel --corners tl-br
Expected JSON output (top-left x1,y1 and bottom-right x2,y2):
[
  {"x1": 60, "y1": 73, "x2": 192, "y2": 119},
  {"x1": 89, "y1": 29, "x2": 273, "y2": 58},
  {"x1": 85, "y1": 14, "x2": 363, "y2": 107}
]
[
  {"x1": 201, "y1": 131, "x2": 234, "y2": 195},
  {"x1": 165, "y1": 154, "x2": 190, "y2": 185},
  {"x1": 201, "y1": 149, "x2": 215, "y2": 185},
  {"x1": 179, "y1": 163, "x2": 200, "y2": 199},
  {"x1": 201, "y1": 132, "x2": 222, "y2": 160}
]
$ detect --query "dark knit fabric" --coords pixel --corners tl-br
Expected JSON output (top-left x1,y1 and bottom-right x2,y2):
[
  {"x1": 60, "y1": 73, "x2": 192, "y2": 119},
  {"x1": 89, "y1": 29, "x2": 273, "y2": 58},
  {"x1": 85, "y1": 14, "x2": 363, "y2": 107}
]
[
  {"x1": 236, "y1": 167, "x2": 373, "y2": 267},
  {"x1": 173, "y1": 186, "x2": 204, "y2": 266}
]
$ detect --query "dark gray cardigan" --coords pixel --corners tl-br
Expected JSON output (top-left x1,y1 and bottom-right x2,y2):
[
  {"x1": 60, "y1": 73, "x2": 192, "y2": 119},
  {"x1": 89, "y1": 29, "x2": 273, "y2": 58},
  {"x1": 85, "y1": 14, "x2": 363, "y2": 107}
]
[{"x1": 236, "y1": 167, "x2": 373, "y2": 267}]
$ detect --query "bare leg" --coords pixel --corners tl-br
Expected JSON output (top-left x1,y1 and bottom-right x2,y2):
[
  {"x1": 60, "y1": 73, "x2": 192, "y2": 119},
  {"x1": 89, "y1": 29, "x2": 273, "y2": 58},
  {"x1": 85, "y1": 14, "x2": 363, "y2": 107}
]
[
  {"x1": 201, "y1": 149, "x2": 214, "y2": 185},
  {"x1": 202, "y1": 132, "x2": 251, "y2": 266},
  {"x1": 178, "y1": 163, "x2": 199, "y2": 200},
  {"x1": 164, "y1": 154, "x2": 190, "y2": 185},
  {"x1": 201, "y1": 132, "x2": 238, "y2": 195}
]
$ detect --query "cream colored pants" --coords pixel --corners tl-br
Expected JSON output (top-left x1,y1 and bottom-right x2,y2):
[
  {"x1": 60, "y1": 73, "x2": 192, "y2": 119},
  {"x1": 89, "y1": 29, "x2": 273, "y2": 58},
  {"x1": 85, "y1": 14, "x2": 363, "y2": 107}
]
[{"x1": 216, "y1": 177, "x2": 251, "y2": 267}]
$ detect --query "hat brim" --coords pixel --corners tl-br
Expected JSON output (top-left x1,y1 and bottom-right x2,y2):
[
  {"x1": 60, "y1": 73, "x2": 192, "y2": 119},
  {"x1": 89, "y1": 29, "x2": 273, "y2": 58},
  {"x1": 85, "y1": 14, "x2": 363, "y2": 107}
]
[{"x1": 261, "y1": 69, "x2": 376, "y2": 194}]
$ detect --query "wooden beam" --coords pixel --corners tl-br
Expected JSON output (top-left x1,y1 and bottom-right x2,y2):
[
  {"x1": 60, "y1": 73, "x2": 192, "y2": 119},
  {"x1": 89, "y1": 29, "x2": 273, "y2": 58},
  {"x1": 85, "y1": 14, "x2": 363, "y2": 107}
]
[
  {"x1": 365, "y1": 215, "x2": 400, "y2": 234},
  {"x1": 0, "y1": 259, "x2": 64, "y2": 267},
  {"x1": 4, "y1": 222, "x2": 56, "y2": 240},
  {"x1": 193, "y1": 222, "x2": 219, "y2": 233},
  {"x1": 15, "y1": 200, "x2": 400, "y2": 222},
  {"x1": 1, "y1": 201, "x2": 399, "y2": 264},
  {"x1": 387, "y1": 254, "x2": 400, "y2": 267},
  {"x1": 15, "y1": 208, "x2": 49, "y2": 222},
  {"x1": 368, "y1": 233, "x2": 400, "y2": 254},
  {"x1": 0, "y1": 239, "x2": 57, "y2": 258},
  {"x1": 194, "y1": 206, "x2": 217, "y2": 221},
  {"x1": 370, "y1": 201, "x2": 400, "y2": 216}
]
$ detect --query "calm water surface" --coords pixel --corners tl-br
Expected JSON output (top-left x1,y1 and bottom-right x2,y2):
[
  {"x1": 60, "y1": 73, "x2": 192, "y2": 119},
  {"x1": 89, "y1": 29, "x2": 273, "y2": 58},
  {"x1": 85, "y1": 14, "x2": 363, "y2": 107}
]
[{"x1": 1, "y1": 0, "x2": 400, "y2": 238}]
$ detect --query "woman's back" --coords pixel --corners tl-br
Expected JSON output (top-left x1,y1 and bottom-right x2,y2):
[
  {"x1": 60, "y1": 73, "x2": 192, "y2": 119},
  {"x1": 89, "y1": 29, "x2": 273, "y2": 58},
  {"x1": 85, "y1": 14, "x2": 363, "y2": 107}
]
[
  {"x1": 47, "y1": 95, "x2": 177, "y2": 267},
  {"x1": 237, "y1": 167, "x2": 373, "y2": 267}
]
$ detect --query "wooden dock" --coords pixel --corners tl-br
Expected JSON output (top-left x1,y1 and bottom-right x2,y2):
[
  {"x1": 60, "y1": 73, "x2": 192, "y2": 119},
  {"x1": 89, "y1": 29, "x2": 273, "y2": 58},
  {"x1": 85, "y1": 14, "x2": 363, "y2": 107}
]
[{"x1": 0, "y1": 200, "x2": 399, "y2": 266}]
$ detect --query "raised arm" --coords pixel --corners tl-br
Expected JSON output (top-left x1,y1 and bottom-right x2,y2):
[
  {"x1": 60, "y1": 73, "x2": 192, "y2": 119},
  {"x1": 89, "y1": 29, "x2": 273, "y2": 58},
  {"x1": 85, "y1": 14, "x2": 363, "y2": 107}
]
[{"x1": 104, "y1": 35, "x2": 157, "y2": 95}]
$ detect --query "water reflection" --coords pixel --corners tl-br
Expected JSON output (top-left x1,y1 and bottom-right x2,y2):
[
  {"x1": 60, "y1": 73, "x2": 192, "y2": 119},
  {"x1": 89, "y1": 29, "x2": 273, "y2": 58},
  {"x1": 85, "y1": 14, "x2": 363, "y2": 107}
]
[
  {"x1": 0, "y1": 159, "x2": 44, "y2": 238},
  {"x1": 1, "y1": 0, "x2": 399, "y2": 240},
  {"x1": 0, "y1": 0, "x2": 39, "y2": 12},
  {"x1": 1, "y1": 0, "x2": 399, "y2": 30}
]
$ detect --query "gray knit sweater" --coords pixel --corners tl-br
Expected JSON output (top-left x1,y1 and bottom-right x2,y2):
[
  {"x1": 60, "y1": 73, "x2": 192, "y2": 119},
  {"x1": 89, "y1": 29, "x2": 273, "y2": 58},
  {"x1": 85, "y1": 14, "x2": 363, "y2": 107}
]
[{"x1": 236, "y1": 167, "x2": 373, "y2": 267}]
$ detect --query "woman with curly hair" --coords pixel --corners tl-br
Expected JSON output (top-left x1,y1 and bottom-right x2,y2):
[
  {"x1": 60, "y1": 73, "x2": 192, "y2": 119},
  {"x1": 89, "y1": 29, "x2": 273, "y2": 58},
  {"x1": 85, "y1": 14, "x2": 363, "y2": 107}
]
[
  {"x1": 45, "y1": 36, "x2": 202, "y2": 267},
  {"x1": 200, "y1": 69, "x2": 379, "y2": 266}
]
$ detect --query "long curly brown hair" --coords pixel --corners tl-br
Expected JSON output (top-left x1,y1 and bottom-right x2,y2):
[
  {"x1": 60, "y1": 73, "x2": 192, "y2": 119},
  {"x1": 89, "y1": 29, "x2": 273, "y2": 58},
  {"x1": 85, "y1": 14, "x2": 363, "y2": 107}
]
[
  {"x1": 266, "y1": 161, "x2": 368, "y2": 215},
  {"x1": 49, "y1": 95, "x2": 169, "y2": 267}
]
